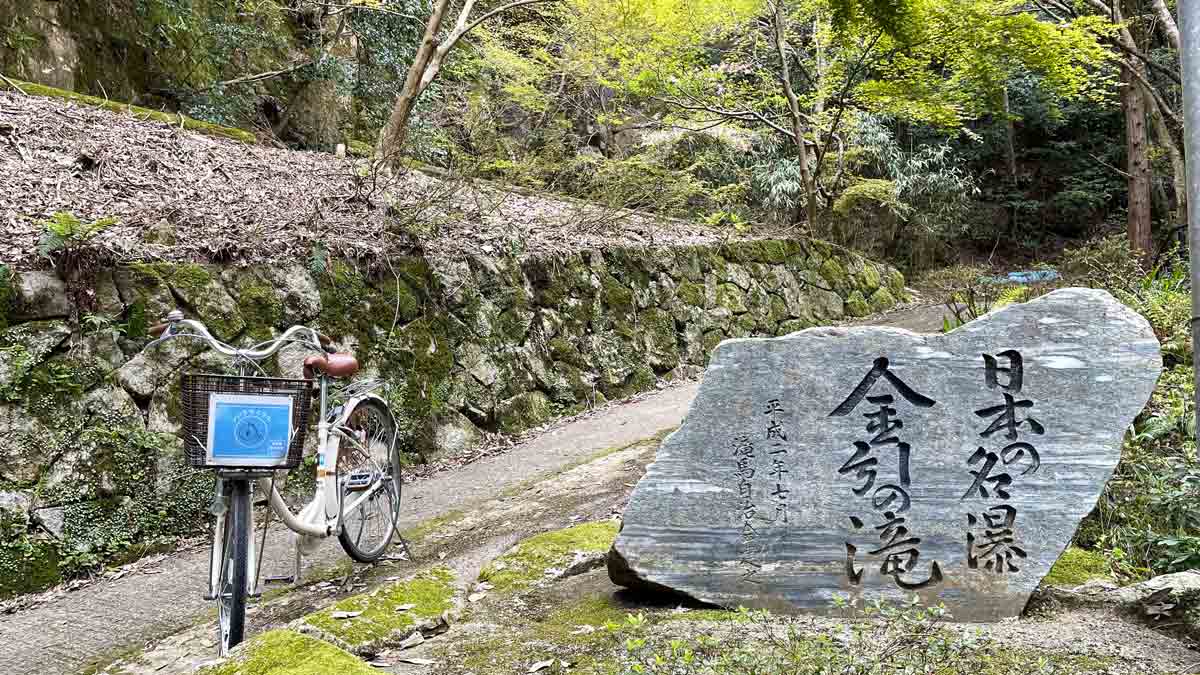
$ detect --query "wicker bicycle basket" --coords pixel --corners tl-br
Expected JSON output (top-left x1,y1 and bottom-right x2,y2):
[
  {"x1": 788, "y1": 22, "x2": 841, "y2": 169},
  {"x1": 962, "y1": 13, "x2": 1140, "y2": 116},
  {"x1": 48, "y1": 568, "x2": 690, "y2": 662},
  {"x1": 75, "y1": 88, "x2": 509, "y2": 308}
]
[{"x1": 180, "y1": 373, "x2": 313, "y2": 470}]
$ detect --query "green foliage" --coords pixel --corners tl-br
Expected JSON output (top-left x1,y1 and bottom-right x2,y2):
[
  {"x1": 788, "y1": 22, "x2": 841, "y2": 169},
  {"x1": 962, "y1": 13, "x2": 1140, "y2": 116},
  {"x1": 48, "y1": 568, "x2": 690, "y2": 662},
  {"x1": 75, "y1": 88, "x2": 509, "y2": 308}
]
[
  {"x1": 0, "y1": 265, "x2": 16, "y2": 331},
  {"x1": 36, "y1": 211, "x2": 116, "y2": 263}
]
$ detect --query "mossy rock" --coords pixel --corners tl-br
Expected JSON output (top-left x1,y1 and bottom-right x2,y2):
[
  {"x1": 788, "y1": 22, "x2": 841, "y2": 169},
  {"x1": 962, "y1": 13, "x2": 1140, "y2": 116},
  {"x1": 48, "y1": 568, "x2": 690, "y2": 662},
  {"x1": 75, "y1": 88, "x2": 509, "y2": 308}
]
[
  {"x1": 868, "y1": 287, "x2": 898, "y2": 314},
  {"x1": 818, "y1": 257, "x2": 849, "y2": 293},
  {"x1": 1042, "y1": 547, "x2": 1111, "y2": 587},
  {"x1": 856, "y1": 264, "x2": 882, "y2": 294},
  {"x1": 599, "y1": 274, "x2": 635, "y2": 319},
  {"x1": 496, "y1": 391, "x2": 553, "y2": 435},
  {"x1": 2, "y1": 78, "x2": 257, "y2": 144},
  {"x1": 297, "y1": 567, "x2": 456, "y2": 656},
  {"x1": 638, "y1": 307, "x2": 679, "y2": 372},
  {"x1": 701, "y1": 330, "x2": 726, "y2": 362},
  {"x1": 128, "y1": 263, "x2": 246, "y2": 338},
  {"x1": 0, "y1": 536, "x2": 61, "y2": 599},
  {"x1": 715, "y1": 284, "x2": 747, "y2": 314},
  {"x1": 844, "y1": 290, "x2": 870, "y2": 318},
  {"x1": 478, "y1": 520, "x2": 619, "y2": 594},
  {"x1": 197, "y1": 629, "x2": 378, "y2": 675},
  {"x1": 886, "y1": 267, "x2": 906, "y2": 295}
]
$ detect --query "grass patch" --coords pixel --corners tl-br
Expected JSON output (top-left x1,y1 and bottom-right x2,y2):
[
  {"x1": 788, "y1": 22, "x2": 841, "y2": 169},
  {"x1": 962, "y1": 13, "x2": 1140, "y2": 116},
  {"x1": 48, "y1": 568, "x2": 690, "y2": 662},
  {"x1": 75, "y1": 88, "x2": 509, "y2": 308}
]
[
  {"x1": 196, "y1": 629, "x2": 375, "y2": 675},
  {"x1": 299, "y1": 567, "x2": 455, "y2": 651},
  {"x1": 478, "y1": 521, "x2": 620, "y2": 593},
  {"x1": 2, "y1": 76, "x2": 256, "y2": 144}
]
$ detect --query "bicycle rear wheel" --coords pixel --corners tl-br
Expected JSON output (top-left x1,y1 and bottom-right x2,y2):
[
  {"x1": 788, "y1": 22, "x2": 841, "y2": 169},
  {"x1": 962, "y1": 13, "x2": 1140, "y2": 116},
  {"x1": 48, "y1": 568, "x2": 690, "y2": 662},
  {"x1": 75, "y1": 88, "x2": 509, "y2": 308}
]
[
  {"x1": 217, "y1": 479, "x2": 250, "y2": 655},
  {"x1": 336, "y1": 398, "x2": 401, "y2": 562}
]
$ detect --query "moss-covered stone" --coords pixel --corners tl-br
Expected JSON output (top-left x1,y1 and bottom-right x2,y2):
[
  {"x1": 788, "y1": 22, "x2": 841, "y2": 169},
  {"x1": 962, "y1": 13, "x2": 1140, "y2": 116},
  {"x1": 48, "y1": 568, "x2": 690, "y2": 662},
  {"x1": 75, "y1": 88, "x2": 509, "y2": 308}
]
[
  {"x1": 638, "y1": 307, "x2": 678, "y2": 372},
  {"x1": 868, "y1": 287, "x2": 897, "y2": 313},
  {"x1": 127, "y1": 263, "x2": 245, "y2": 338},
  {"x1": 819, "y1": 257, "x2": 849, "y2": 293},
  {"x1": 0, "y1": 535, "x2": 61, "y2": 599},
  {"x1": 715, "y1": 284, "x2": 747, "y2": 314},
  {"x1": 2, "y1": 77, "x2": 257, "y2": 144},
  {"x1": 845, "y1": 290, "x2": 870, "y2": 318},
  {"x1": 478, "y1": 520, "x2": 619, "y2": 593},
  {"x1": 1043, "y1": 546, "x2": 1111, "y2": 587},
  {"x1": 197, "y1": 629, "x2": 377, "y2": 675},
  {"x1": 599, "y1": 274, "x2": 635, "y2": 319},
  {"x1": 676, "y1": 281, "x2": 705, "y2": 309},
  {"x1": 767, "y1": 295, "x2": 789, "y2": 331},
  {"x1": 299, "y1": 567, "x2": 456, "y2": 655},
  {"x1": 856, "y1": 264, "x2": 882, "y2": 294},
  {"x1": 886, "y1": 267, "x2": 906, "y2": 295},
  {"x1": 496, "y1": 391, "x2": 553, "y2": 434}
]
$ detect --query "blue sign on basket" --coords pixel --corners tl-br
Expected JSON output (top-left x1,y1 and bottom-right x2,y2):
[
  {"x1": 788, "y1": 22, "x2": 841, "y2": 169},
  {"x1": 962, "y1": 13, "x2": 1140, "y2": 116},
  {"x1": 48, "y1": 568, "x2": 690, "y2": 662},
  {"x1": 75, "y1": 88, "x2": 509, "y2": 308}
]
[{"x1": 206, "y1": 393, "x2": 293, "y2": 467}]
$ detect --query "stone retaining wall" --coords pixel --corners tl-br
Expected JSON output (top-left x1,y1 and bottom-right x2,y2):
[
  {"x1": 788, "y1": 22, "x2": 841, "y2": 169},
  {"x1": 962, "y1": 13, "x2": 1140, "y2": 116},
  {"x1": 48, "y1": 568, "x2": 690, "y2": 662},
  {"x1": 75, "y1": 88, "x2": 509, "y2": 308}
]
[{"x1": 0, "y1": 238, "x2": 902, "y2": 596}]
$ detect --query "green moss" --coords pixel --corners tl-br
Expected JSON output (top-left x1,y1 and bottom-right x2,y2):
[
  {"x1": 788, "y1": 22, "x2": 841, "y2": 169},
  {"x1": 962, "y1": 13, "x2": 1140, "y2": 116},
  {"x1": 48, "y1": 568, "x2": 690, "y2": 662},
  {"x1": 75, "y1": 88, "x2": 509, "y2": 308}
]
[
  {"x1": 127, "y1": 263, "x2": 245, "y2": 337},
  {"x1": 638, "y1": 308, "x2": 678, "y2": 371},
  {"x1": 845, "y1": 290, "x2": 870, "y2": 318},
  {"x1": 479, "y1": 520, "x2": 619, "y2": 593},
  {"x1": 0, "y1": 536, "x2": 61, "y2": 599},
  {"x1": 701, "y1": 330, "x2": 725, "y2": 361},
  {"x1": 300, "y1": 567, "x2": 456, "y2": 650},
  {"x1": 676, "y1": 281, "x2": 705, "y2": 308},
  {"x1": 600, "y1": 274, "x2": 635, "y2": 318},
  {"x1": 867, "y1": 287, "x2": 897, "y2": 313},
  {"x1": 887, "y1": 267, "x2": 906, "y2": 295},
  {"x1": 196, "y1": 629, "x2": 377, "y2": 675},
  {"x1": 1042, "y1": 547, "x2": 1111, "y2": 587},
  {"x1": 496, "y1": 391, "x2": 553, "y2": 434},
  {"x1": 819, "y1": 257, "x2": 848, "y2": 292},
  {"x1": 2, "y1": 78, "x2": 257, "y2": 144},
  {"x1": 767, "y1": 295, "x2": 789, "y2": 329},
  {"x1": 0, "y1": 265, "x2": 16, "y2": 331},
  {"x1": 347, "y1": 140, "x2": 373, "y2": 158},
  {"x1": 856, "y1": 265, "x2": 882, "y2": 293},
  {"x1": 714, "y1": 284, "x2": 747, "y2": 313},
  {"x1": 759, "y1": 240, "x2": 792, "y2": 264},
  {"x1": 228, "y1": 273, "x2": 284, "y2": 341}
]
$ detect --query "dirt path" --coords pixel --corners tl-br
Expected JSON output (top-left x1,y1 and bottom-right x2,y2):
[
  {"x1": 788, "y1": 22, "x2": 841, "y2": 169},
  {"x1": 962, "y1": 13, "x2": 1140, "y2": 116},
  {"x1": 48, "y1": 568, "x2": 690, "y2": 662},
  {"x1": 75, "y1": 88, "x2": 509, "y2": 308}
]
[{"x1": 0, "y1": 305, "x2": 948, "y2": 675}]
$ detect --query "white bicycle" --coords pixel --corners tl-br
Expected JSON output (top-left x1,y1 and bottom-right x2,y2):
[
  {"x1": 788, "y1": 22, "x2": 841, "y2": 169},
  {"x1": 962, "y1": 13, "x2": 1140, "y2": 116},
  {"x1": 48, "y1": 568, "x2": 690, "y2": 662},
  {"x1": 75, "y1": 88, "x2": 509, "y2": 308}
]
[{"x1": 147, "y1": 310, "x2": 404, "y2": 654}]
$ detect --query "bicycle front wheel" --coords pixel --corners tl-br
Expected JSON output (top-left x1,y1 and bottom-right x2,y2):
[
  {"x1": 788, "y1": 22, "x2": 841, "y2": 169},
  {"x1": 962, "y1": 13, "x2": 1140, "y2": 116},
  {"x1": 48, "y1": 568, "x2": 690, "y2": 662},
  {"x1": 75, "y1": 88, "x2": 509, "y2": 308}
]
[
  {"x1": 217, "y1": 479, "x2": 250, "y2": 655},
  {"x1": 336, "y1": 398, "x2": 401, "y2": 562}
]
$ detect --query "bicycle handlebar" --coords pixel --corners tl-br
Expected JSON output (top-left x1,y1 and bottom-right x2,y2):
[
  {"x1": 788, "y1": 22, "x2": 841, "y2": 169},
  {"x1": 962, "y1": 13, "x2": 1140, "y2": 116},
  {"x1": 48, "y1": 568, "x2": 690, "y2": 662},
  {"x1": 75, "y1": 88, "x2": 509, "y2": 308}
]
[{"x1": 146, "y1": 312, "x2": 334, "y2": 362}]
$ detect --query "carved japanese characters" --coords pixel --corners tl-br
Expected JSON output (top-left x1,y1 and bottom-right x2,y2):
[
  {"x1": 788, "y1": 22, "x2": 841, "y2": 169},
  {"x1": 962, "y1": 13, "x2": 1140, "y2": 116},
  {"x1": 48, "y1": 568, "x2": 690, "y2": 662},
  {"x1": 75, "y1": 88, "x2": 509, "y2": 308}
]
[{"x1": 608, "y1": 289, "x2": 1161, "y2": 621}]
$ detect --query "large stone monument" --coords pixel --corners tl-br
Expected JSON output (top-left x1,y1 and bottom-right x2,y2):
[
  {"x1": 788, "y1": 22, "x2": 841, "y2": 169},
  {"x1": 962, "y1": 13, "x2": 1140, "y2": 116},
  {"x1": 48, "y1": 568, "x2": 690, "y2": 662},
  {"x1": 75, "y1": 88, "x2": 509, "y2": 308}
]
[{"x1": 609, "y1": 288, "x2": 1161, "y2": 621}]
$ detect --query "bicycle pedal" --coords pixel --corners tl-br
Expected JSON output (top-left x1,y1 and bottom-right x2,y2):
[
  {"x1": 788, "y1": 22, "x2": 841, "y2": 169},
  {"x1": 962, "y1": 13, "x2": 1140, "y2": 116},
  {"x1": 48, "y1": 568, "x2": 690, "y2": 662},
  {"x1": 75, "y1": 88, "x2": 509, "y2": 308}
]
[
  {"x1": 264, "y1": 575, "x2": 295, "y2": 584},
  {"x1": 345, "y1": 471, "x2": 375, "y2": 490}
]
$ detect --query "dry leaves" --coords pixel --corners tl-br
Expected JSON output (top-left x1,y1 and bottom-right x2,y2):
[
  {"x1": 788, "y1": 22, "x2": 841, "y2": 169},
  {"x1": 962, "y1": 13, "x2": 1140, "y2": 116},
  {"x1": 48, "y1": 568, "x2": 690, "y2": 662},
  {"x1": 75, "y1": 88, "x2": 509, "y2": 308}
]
[{"x1": 1, "y1": 91, "x2": 782, "y2": 274}]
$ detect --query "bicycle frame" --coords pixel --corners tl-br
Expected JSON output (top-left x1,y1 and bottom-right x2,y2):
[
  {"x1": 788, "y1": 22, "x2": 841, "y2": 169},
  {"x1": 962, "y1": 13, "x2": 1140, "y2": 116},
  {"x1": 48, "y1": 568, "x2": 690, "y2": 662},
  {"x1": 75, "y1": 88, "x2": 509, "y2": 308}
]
[{"x1": 206, "y1": 374, "x2": 394, "y2": 598}]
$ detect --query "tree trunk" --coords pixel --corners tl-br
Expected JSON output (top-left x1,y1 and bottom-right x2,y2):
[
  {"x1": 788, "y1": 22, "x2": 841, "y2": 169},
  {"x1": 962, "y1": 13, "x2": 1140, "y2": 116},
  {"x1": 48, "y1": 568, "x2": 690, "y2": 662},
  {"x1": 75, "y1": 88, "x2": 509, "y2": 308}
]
[
  {"x1": 1002, "y1": 85, "x2": 1017, "y2": 185},
  {"x1": 1150, "y1": 0, "x2": 1181, "y2": 51},
  {"x1": 1122, "y1": 63, "x2": 1154, "y2": 263},
  {"x1": 1144, "y1": 86, "x2": 1187, "y2": 230},
  {"x1": 773, "y1": 1, "x2": 818, "y2": 226},
  {"x1": 378, "y1": 0, "x2": 454, "y2": 168}
]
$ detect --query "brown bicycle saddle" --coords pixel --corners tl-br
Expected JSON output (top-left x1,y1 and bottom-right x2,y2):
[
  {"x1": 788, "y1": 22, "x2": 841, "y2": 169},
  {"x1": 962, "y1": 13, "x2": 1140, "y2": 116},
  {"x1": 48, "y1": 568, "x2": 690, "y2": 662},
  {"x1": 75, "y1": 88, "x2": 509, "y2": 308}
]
[{"x1": 302, "y1": 353, "x2": 360, "y2": 379}]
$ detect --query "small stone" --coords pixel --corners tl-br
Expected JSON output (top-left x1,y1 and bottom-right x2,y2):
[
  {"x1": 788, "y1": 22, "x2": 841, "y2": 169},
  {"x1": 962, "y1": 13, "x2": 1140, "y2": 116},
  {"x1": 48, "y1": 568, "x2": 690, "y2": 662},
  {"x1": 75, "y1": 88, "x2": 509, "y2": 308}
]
[
  {"x1": 399, "y1": 632, "x2": 425, "y2": 649},
  {"x1": 610, "y1": 289, "x2": 1161, "y2": 622},
  {"x1": 13, "y1": 271, "x2": 71, "y2": 320}
]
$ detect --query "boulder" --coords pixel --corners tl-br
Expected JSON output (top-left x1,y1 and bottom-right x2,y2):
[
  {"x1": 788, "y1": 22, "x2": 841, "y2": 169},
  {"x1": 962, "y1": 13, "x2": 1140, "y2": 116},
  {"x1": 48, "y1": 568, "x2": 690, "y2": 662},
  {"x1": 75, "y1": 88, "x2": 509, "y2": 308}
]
[{"x1": 610, "y1": 288, "x2": 1161, "y2": 622}]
